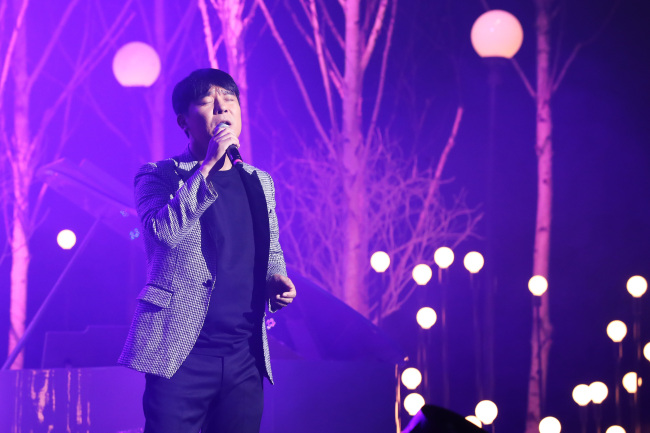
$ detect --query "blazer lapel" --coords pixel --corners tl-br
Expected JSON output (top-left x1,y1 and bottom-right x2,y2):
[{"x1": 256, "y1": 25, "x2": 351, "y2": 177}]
[{"x1": 237, "y1": 166, "x2": 271, "y2": 287}]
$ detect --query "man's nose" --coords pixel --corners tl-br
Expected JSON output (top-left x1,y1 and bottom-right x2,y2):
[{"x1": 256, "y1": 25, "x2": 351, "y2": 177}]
[{"x1": 213, "y1": 103, "x2": 228, "y2": 114}]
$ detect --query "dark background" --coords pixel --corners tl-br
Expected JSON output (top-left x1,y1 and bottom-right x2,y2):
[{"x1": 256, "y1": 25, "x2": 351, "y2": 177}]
[{"x1": 1, "y1": 0, "x2": 649, "y2": 431}]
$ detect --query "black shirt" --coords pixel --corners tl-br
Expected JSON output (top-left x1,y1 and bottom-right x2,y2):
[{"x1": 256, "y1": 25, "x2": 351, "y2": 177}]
[{"x1": 191, "y1": 167, "x2": 260, "y2": 356}]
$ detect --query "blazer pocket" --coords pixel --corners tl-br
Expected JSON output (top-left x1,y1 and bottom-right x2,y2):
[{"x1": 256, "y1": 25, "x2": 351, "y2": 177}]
[{"x1": 137, "y1": 284, "x2": 173, "y2": 308}]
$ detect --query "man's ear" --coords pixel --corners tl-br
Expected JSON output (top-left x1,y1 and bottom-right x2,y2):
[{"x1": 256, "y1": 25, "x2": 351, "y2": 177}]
[{"x1": 177, "y1": 114, "x2": 189, "y2": 138}]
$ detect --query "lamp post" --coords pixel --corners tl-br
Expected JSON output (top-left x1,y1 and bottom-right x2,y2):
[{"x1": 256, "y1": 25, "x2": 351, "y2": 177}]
[
  {"x1": 413, "y1": 264, "x2": 433, "y2": 403},
  {"x1": 572, "y1": 384, "x2": 591, "y2": 433},
  {"x1": 589, "y1": 381, "x2": 608, "y2": 433},
  {"x1": 528, "y1": 275, "x2": 548, "y2": 416},
  {"x1": 470, "y1": 15, "x2": 523, "y2": 407},
  {"x1": 464, "y1": 252, "x2": 489, "y2": 400},
  {"x1": 626, "y1": 275, "x2": 646, "y2": 433},
  {"x1": 606, "y1": 320, "x2": 627, "y2": 424},
  {"x1": 434, "y1": 247, "x2": 454, "y2": 407}
]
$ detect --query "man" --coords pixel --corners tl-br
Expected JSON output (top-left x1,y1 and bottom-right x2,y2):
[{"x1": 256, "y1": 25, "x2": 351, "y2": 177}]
[{"x1": 119, "y1": 68, "x2": 296, "y2": 433}]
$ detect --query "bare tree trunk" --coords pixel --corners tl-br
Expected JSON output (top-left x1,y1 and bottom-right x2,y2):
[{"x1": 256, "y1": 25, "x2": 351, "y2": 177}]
[
  {"x1": 341, "y1": 0, "x2": 368, "y2": 316},
  {"x1": 7, "y1": 0, "x2": 31, "y2": 369},
  {"x1": 525, "y1": 0, "x2": 553, "y2": 430}
]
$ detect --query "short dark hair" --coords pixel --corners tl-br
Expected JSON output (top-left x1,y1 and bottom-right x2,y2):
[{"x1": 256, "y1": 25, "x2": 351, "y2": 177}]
[{"x1": 171, "y1": 68, "x2": 240, "y2": 115}]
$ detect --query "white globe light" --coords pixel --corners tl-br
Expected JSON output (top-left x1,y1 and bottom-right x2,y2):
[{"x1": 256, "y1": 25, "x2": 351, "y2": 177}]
[
  {"x1": 588, "y1": 381, "x2": 608, "y2": 404},
  {"x1": 626, "y1": 275, "x2": 647, "y2": 298},
  {"x1": 606, "y1": 320, "x2": 627, "y2": 343},
  {"x1": 644, "y1": 342, "x2": 650, "y2": 362},
  {"x1": 412, "y1": 264, "x2": 433, "y2": 285},
  {"x1": 57, "y1": 229, "x2": 77, "y2": 250},
  {"x1": 465, "y1": 416, "x2": 482, "y2": 428},
  {"x1": 401, "y1": 368, "x2": 422, "y2": 390},
  {"x1": 434, "y1": 247, "x2": 454, "y2": 269},
  {"x1": 463, "y1": 252, "x2": 485, "y2": 273},
  {"x1": 471, "y1": 10, "x2": 524, "y2": 58},
  {"x1": 404, "y1": 393, "x2": 425, "y2": 416},
  {"x1": 539, "y1": 416, "x2": 561, "y2": 433},
  {"x1": 606, "y1": 426, "x2": 626, "y2": 433},
  {"x1": 622, "y1": 372, "x2": 640, "y2": 394},
  {"x1": 113, "y1": 41, "x2": 161, "y2": 87},
  {"x1": 475, "y1": 400, "x2": 498, "y2": 425},
  {"x1": 370, "y1": 251, "x2": 390, "y2": 273},
  {"x1": 416, "y1": 307, "x2": 437, "y2": 330},
  {"x1": 528, "y1": 275, "x2": 548, "y2": 296},
  {"x1": 572, "y1": 384, "x2": 591, "y2": 406}
]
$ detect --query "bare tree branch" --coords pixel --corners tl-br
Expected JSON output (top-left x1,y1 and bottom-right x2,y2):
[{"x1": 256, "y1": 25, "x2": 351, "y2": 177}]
[
  {"x1": 256, "y1": 0, "x2": 332, "y2": 150},
  {"x1": 365, "y1": 0, "x2": 396, "y2": 147},
  {"x1": 309, "y1": 0, "x2": 337, "y2": 132},
  {"x1": 26, "y1": 0, "x2": 81, "y2": 93},
  {"x1": 198, "y1": 0, "x2": 219, "y2": 68},
  {"x1": 360, "y1": 0, "x2": 388, "y2": 71},
  {"x1": 0, "y1": 0, "x2": 28, "y2": 106}
]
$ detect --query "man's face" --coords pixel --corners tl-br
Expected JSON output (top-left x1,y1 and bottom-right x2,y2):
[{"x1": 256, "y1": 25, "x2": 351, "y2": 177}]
[{"x1": 178, "y1": 85, "x2": 242, "y2": 147}]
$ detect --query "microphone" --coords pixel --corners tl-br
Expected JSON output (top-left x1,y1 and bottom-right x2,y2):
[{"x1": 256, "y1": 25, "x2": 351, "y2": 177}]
[{"x1": 216, "y1": 122, "x2": 243, "y2": 166}]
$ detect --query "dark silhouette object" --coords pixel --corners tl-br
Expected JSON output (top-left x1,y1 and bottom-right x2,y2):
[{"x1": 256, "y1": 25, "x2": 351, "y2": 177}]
[{"x1": 402, "y1": 405, "x2": 486, "y2": 433}]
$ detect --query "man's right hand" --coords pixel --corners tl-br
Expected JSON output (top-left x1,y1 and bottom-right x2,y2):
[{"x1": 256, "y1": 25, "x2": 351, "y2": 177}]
[{"x1": 199, "y1": 125, "x2": 240, "y2": 177}]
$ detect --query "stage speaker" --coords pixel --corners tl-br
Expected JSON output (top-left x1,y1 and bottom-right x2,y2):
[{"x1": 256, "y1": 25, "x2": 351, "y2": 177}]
[{"x1": 402, "y1": 405, "x2": 485, "y2": 433}]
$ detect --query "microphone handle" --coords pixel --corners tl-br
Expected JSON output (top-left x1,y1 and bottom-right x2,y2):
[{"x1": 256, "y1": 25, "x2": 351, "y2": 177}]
[{"x1": 226, "y1": 144, "x2": 243, "y2": 166}]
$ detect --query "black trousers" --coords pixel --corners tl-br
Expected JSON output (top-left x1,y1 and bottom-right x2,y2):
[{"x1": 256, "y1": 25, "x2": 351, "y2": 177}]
[{"x1": 143, "y1": 347, "x2": 264, "y2": 433}]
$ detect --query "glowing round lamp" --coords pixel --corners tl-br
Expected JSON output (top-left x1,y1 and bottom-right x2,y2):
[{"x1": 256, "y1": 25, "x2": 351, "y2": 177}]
[
  {"x1": 588, "y1": 381, "x2": 608, "y2": 404},
  {"x1": 401, "y1": 368, "x2": 422, "y2": 390},
  {"x1": 475, "y1": 400, "x2": 498, "y2": 425},
  {"x1": 463, "y1": 252, "x2": 485, "y2": 273},
  {"x1": 471, "y1": 10, "x2": 524, "y2": 59},
  {"x1": 622, "y1": 372, "x2": 640, "y2": 394},
  {"x1": 57, "y1": 229, "x2": 77, "y2": 250},
  {"x1": 412, "y1": 264, "x2": 433, "y2": 285},
  {"x1": 416, "y1": 307, "x2": 437, "y2": 330},
  {"x1": 539, "y1": 416, "x2": 561, "y2": 433},
  {"x1": 626, "y1": 275, "x2": 647, "y2": 298},
  {"x1": 465, "y1": 416, "x2": 482, "y2": 428},
  {"x1": 113, "y1": 42, "x2": 161, "y2": 87},
  {"x1": 370, "y1": 251, "x2": 390, "y2": 273},
  {"x1": 572, "y1": 384, "x2": 591, "y2": 406},
  {"x1": 404, "y1": 393, "x2": 425, "y2": 416},
  {"x1": 606, "y1": 320, "x2": 627, "y2": 343},
  {"x1": 644, "y1": 342, "x2": 650, "y2": 362},
  {"x1": 528, "y1": 275, "x2": 548, "y2": 296},
  {"x1": 605, "y1": 427, "x2": 626, "y2": 433},
  {"x1": 434, "y1": 247, "x2": 454, "y2": 269}
]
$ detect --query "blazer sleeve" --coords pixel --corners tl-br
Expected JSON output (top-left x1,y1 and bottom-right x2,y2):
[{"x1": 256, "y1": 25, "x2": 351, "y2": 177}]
[
  {"x1": 134, "y1": 161, "x2": 218, "y2": 249},
  {"x1": 265, "y1": 173, "x2": 287, "y2": 281}
]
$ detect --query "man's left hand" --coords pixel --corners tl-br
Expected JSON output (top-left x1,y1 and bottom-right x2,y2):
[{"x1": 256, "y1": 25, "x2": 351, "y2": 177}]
[{"x1": 268, "y1": 274, "x2": 296, "y2": 312}]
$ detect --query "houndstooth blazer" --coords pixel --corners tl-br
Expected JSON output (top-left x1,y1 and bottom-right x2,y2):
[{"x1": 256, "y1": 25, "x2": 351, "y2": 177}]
[{"x1": 118, "y1": 149, "x2": 286, "y2": 382}]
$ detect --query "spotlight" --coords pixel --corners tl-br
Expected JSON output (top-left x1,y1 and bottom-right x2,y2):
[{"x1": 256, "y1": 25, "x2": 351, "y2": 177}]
[
  {"x1": 401, "y1": 368, "x2": 422, "y2": 390},
  {"x1": 112, "y1": 41, "x2": 161, "y2": 87},
  {"x1": 434, "y1": 247, "x2": 454, "y2": 269},
  {"x1": 412, "y1": 264, "x2": 433, "y2": 285},
  {"x1": 416, "y1": 307, "x2": 437, "y2": 330},
  {"x1": 528, "y1": 275, "x2": 548, "y2": 296},
  {"x1": 404, "y1": 393, "x2": 425, "y2": 416},
  {"x1": 626, "y1": 276, "x2": 647, "y2": 298},
  {"x1": 57, "y1": 229, "x2": 77, "y2": 250},
  {"x1": 588, "y1": 381, "x2": 608, "y2": 404},
  {"x1": 463, "y1": 252, "x2": 484, "y2": 273},
  {"x1": 572, "y1": 384, "x2": 591, "y2": 406},
  {"x1": 370, "y1": 251, "x2": 390, "y2": 273},
  {"x1": 606, "y1": 320, "x2": 627, "y2": 343},
  {"x1": 622, "y1": 372, "x2": 640, "y2": 394},
  {"x1": 539, "y1": 416, "x2": 561, "y2": 433},
  {"x1": 475, "y1": 400, "x2": 498, "y2": 425}
]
